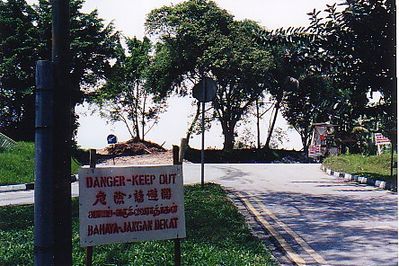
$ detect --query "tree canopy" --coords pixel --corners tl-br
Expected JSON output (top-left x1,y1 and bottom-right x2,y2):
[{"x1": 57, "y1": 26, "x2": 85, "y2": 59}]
[
  {"x1": 305, "y1": 0, "x2": 396, "y2": 141},
  {"x1": 256, "y1": 0, "x2": 396, "y2": 152},
  {"x1": 146, "y1": 0, "x2": 273, "y2": 151},
  {"x1": 0, "y1": 0, "x2": 119, "y2": 140},
  {"x1": 92, "y1": 37, "x2": 167, "y2": 141}
]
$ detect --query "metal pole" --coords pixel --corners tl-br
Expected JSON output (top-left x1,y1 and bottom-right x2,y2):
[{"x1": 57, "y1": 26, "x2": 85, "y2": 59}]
[
  {"x1": 201, "y1": 79, "x2": 206, "y2": 188},
  {"x1": 390, "y1": 142, "x2": 394, "y2": 179},
  {"x1": 52, "y1": 0, "x2": 72, "y2": 264},
  {"x1": 172, "y1": 145, "x2": 182, "y2": 266},
  {"x1": 34, "y1": 60, "x2": 55, "y2": 266}
]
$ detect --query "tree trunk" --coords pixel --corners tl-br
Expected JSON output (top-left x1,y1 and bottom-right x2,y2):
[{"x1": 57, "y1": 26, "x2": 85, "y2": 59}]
[
  {"x1": 185, "y1": 101, "x2": 201, "y2": 146},
  {"x1": 256, "y1": 99, "x2": 261, "y2": 149},
  {"x1": 222, "y1": 122, "x2": 236, "y2": 152},
  {"x1": 141, "y1": 94, "x2": 147, "y2": 141},
  {"x1": 265, "y1": 100, "x2": 280, "y2": 149},
  {"x1": 223, "y1": 129, "x2": 235, "y2": 151},
  {"x1": 134, "y1": 84, "x2": 141, "y2": 140},
  {"x1": 302, "y1": 134, "x2": 309, "y2": 157}
]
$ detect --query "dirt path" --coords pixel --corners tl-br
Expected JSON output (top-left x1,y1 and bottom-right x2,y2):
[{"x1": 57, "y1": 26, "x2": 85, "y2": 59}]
[{"x1": 98, "y1": 150, "x2": 173, "y2": 166}]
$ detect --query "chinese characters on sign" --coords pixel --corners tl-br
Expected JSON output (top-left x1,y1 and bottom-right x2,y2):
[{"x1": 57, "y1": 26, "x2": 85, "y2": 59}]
[{"x1": 79, "y1": 165, "x2": 186, "y2": 247}]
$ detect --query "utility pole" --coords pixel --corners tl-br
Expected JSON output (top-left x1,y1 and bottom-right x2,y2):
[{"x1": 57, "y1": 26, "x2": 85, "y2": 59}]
[
  {"x1": 34, "y1": 0, "x2": 71, "y2": 265},
  {"x1": 52, "y1": 0, "x2": 72, "y2": 264}
]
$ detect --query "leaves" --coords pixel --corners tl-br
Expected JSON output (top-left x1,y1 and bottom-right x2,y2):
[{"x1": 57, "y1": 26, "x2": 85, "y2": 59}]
[
  {"x1": 0, "y1": 0, "x2": 119, "y2": 141},
  {"x1": 93, "y1": 37, "x2": 167, "y2": 140},
  {"x1": 145, "y1": 0, "x2": 273, "y2": 151}
]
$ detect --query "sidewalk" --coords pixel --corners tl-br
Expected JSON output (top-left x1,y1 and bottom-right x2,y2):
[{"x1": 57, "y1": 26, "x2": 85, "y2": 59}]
[{"x1": 0, "y1": 175, "x2": 78, "y2": 193}]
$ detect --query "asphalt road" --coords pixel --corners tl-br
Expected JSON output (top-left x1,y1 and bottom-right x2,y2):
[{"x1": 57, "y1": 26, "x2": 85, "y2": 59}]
[
  {"x1": 187, "y1": 163, "x2": 398, "y2": 266},
  {"x1": 1, "y1": 163, "x2": 397, "y2": 265}
]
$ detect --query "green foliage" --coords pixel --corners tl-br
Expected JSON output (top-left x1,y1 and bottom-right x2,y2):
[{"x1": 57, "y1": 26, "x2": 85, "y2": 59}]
[
  {"x1": 323, "y1": 153, "x2": 397, "y2": 182},
  {"x1": 0, "y1": 142, "x2": 79, "y2": 185},
  {"x1": 0, "y1": 184, "x2": 275, "y2": 265},
  {"x1": 254, "y1": 0, "x2": 396, "y2": 153},
  {"x1": 92, "y1": 37, "x2": 167, "y2": 140},
  {"x1": 146, "y1": 0, "x2": 273, "y2": 151},
  {"x1": 281, "y1": 75, "x2": 336, "y2": 151},
  {"x1": 306, "y1": 0, "x2": 396, "y2": 142},
  {"x1": 0, "y1": 0, "x2": 119, "y2": 141},
  {"x1": 0, "y1": 0, "x2": 39, "y2": 141}
]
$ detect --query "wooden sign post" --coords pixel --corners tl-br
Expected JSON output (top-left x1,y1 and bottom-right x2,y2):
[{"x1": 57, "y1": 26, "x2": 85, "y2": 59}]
[{"x1": 86, "y1": 149, "x2": 96, "y2": 266}]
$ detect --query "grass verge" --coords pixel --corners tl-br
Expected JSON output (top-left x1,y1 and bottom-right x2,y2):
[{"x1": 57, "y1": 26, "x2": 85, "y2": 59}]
[
  {"x1": 0, "y1": 142, "x2": 80, "y2": 185},
  {"x1": 323, "y1": 153, "x2": 397, "y2": 182},
  {"x1": 0, "y1": 183, "x2": 275, "y2": 265}
]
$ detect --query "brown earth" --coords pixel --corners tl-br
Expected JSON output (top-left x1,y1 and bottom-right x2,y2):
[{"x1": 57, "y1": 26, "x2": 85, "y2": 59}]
[
  {"x1": 97, "y1": 138, "x2": 172, "y2": 166},
  {"x1": 99, "y1": 150, "x2": 173, "y2": 166}
]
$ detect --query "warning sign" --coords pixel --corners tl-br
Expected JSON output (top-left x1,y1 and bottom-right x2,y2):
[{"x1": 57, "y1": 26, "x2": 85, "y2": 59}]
[{"x1": 79, "y1": 165, "x2": 186, "y2": 247}]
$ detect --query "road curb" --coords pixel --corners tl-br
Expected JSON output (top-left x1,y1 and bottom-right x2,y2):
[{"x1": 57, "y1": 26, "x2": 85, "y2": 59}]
[
  {"x1": 320, "y1": 165, "x2": 397, "y2": 192},
  {"x1": 0, "y1": 174, "x2": 79, "y2": 193}
]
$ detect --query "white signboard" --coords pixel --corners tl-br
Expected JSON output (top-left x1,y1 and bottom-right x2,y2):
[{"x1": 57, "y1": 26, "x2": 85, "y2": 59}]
[{"x1": 79, "y1": 165, "x2": 186, "y2": 247}]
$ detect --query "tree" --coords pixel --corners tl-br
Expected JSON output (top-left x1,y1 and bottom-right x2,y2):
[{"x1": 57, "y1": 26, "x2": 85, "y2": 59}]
[
  {"x1": 0, "y1": 0, "x2": 39, "y2": 140},
  {"x1": 146, "y1": 0, "x2": 273, "y2": 151},
  {"x1": 281, "y1": 75, "x2": 335, "y2": 154},
  {"x1": 256, "y1": 0, "x2": 395, "y2": 153},
  {"x1": 306, "y1": 1, "x2": 396, "y2": 143},
  {"x1": 93, "y1": 37, "x2": 167, "y2": 141},
  {"x1": 0, "y1": 0, "x2": 119, "y2": 140},
  {"x1": 247, "y1": 94, "x2": 273, "y2": 149},
  {"x1": 254, "y1": 34, "x2": 300, "y2": 149}
]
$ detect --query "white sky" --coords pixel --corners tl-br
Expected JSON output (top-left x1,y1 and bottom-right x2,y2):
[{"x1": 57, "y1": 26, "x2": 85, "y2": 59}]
[{"x1": 71, "y1": 0, "x2": 340, "y2": 150}]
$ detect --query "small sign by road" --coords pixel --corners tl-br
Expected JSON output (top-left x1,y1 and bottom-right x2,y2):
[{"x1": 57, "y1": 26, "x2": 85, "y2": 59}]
[
  {"x1": 192, "y1": 77, "x2": 217, "y2": 102},
  {"x1": 107, "y1": 134, "x2": 117, "y2": 145}
]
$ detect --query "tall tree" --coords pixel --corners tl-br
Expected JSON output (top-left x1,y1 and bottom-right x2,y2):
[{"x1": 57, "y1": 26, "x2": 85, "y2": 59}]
[
  {"x1": 281, "y1": 75, "x2": 335, "y2": 154},
  {"x1": 0, "y1": 0, "x2": 119, "y2": 140},
  {"x1": 306, "y1": 1, "x2": 396, "y2": 142},
  {"x1": 93, "y1": 37, "x2": 167, "y2": 141},
  {"x1": 146, "y1": 0, "x2": 273, "y2": 151},
  {"x1": 0, "y1": 0, "x2": 39, "y2": 140}
]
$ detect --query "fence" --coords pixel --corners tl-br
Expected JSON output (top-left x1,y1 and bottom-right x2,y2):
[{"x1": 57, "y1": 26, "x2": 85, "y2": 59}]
[{"x1": 0, "y1": 132, "x2": 16, "y2": 150}]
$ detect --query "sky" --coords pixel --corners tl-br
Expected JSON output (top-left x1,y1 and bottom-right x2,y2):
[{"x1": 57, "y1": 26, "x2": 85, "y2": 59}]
[{"x1": 72, "y1": 0, "x2": 340, "y2": 150}]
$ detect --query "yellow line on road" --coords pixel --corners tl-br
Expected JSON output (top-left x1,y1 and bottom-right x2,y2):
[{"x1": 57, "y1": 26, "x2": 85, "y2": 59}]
[
  {"x1": 251, "y1": 195, "x2": 328, "y2": 265},
  {"x1": 236, "y1": 192, "x2": 307, "y2": 266}
]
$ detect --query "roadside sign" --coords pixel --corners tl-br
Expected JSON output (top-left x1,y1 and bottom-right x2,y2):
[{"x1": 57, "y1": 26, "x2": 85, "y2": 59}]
[
  {"x1": 193, "y1": 77, "x2": 217, "y2": 102},
  {"x1": 375, "y1": 133, "x2": 391, "y2": 155},
  {"x1": 107, "y1": 134, "x2": 117, "y2": 144},
  {"x1": 79, "y1": 165, "x2": 186, "y2": 247},
  {"x1": 375, "y1": 133, "x2": 390, "y2": 145}
]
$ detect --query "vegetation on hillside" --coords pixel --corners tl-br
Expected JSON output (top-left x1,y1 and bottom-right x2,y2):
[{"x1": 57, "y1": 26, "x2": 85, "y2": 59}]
[
  {"x1": 323, "y1": 153, "x2": 397, "y2": 182},
  {"x1": 0, "y1": 142, "x2": 79, "y2": 185}
]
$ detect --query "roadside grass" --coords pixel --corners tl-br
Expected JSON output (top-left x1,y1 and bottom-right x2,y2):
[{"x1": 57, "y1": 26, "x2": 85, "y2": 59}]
[
  {"x1": 0, "y1": 142, "x2": 80, "y2": 185},
  {"x1": 323, "y1": 153, "x2": 397, "y2": 182},
  {"x1": 0, "y1": 183, "x2": 275, "y2": 265}
]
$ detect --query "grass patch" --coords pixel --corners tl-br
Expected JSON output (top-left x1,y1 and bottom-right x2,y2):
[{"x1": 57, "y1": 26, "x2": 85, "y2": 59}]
[
  {"x1": 323, "y1": 153, "x2": 397, "y2": 182},
  {"x1": 0, "y1": 142, "x2": 80, "y2": 185},
  {"x1": 0, "y1": 183, "x2": 275, "y2": 265}
]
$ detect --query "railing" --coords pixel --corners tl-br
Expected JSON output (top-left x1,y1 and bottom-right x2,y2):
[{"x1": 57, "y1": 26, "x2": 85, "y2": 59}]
[{"x1": 0, "y1": 132, "x2": 16, "y2": 150}]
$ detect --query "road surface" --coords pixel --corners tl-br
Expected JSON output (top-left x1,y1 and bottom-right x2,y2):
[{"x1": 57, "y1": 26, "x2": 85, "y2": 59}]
[{"x1": 0, "y1": 163, "x2": 397, "y2": 265}]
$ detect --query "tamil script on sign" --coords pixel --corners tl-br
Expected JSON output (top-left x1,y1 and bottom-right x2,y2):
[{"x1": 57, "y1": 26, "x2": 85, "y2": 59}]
[{"x1": 79, "y1": 165, "x2": 186, "y2": 247}]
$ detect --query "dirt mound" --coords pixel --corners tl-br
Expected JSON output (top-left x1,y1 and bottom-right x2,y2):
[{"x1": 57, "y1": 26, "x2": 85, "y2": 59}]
[{"x1": 100, "y1": 138, "x2": 166, "y2": 156}]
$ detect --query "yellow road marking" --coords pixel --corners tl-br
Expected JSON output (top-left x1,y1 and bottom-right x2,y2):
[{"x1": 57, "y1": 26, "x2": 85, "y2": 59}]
[
  {"x1": 251, "y1": 196, "x2": 328, "y2": 265},
  {"x1": 236, "y1": 192, "x2": 306, "y2": 266}
]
